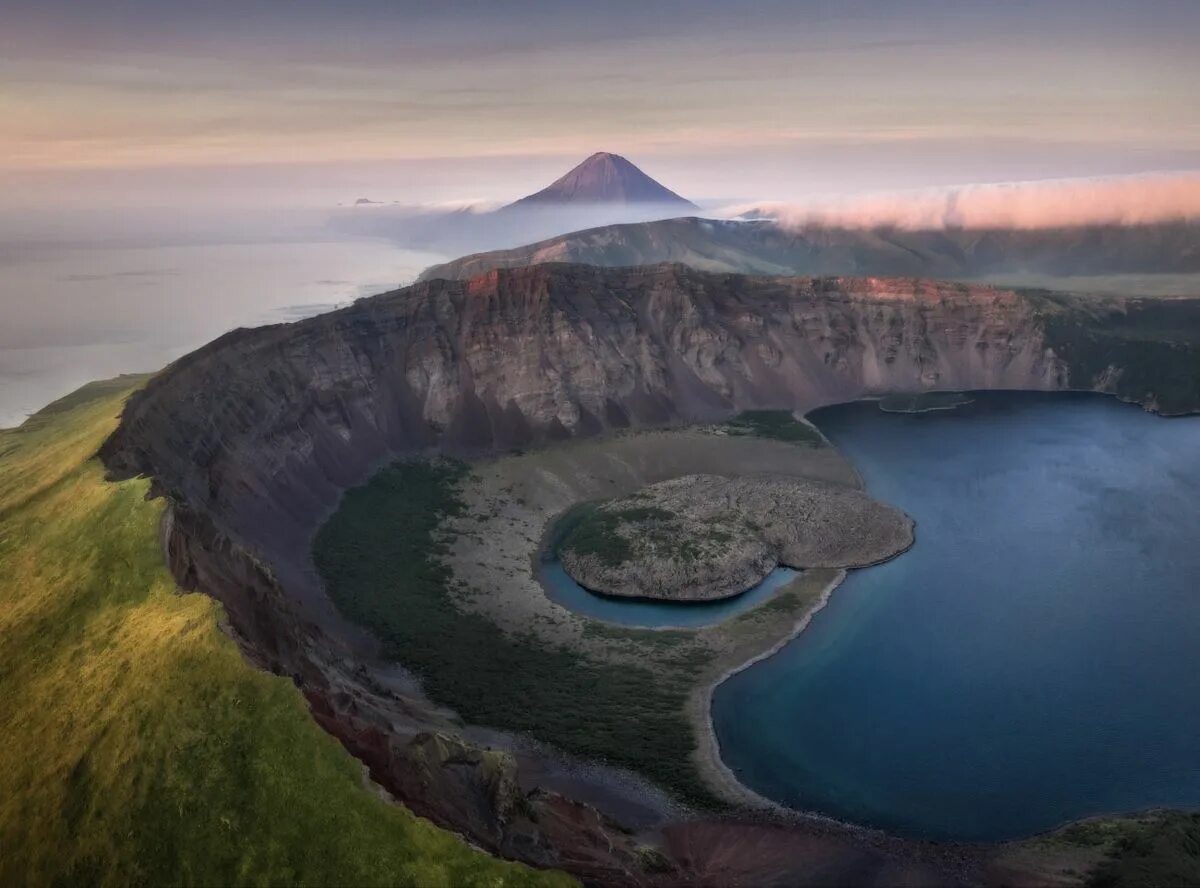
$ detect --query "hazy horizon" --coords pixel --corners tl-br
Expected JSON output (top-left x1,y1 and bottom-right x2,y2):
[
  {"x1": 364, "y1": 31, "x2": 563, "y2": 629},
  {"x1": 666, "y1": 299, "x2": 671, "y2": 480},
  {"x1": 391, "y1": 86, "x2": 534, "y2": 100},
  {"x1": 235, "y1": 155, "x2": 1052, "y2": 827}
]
[
  {"x1": 5, "y1": 1, "x2": 1200, "y2": 213},
  {"x1": 4, "y1": 0, "x2": 1200, "y2": 426}
]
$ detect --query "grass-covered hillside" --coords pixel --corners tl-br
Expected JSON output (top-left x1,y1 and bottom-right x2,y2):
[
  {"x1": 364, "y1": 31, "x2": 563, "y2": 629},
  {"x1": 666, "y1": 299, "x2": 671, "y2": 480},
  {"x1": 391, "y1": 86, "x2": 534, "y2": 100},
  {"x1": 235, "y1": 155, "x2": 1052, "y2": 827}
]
[{"x1": 0, "y1": 376, "x2": 566, "y2": 887}]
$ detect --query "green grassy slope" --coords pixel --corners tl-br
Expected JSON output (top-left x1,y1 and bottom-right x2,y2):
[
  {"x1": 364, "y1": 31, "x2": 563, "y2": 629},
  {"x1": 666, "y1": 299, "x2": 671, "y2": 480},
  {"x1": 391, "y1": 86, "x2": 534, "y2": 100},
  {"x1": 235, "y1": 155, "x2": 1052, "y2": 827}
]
[
  {"x1": 0, "y1": 377, "x2": 567, "y2": 888},
  {"x1": 1088, "y1": 813, "x2": 1200, "y2": 887}
]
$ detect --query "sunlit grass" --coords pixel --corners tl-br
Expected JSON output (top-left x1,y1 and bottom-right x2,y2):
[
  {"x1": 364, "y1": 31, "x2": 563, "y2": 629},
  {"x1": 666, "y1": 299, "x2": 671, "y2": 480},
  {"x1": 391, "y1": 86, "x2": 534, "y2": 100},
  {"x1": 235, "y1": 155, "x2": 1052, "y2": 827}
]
[{"x1": 0, "y1": 376, "x2": 568, "y2": 887}]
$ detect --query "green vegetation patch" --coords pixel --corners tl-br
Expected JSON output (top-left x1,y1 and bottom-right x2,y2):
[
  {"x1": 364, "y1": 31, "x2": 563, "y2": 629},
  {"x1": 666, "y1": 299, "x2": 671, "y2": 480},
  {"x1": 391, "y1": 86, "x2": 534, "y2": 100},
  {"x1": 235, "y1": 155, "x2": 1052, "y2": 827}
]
[
  {"x1": 1090, "y1": 812, "x2": 1200, "y2": 887},
  {"x1": 558, "y1": 502, "x2": 737, "y2": 568},
  {"x1": 720, "y1": 409, "x2": 825, "y2": 445},
  {"x1": 556, "y1": 504, "x2": 672, "y2": 567},
  {"x1": 1048, "y1": 811, "x2": 1200, "y2": 887},
  {"x1": 0, "y1": 379, "x2": 562, "y2": 887},
  {"x1": 313, "y1": 462, "x2": 719, "y2": 807}
]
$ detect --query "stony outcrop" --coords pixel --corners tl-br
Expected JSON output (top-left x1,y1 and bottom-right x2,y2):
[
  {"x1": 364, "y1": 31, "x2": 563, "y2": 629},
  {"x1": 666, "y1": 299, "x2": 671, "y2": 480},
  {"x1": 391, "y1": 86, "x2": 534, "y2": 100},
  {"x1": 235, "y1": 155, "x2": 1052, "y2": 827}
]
[{"x1": 559, "y1": 474, "x2": 913, "y2": 601}]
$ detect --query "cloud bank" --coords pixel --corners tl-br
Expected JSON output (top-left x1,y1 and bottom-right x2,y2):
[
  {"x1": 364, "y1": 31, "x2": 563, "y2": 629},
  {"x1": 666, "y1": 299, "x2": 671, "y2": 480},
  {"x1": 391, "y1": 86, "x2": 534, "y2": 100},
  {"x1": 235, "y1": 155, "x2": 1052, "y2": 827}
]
[{"x1": 730, "y1": 172, "x2": 1200, "y2": 231}]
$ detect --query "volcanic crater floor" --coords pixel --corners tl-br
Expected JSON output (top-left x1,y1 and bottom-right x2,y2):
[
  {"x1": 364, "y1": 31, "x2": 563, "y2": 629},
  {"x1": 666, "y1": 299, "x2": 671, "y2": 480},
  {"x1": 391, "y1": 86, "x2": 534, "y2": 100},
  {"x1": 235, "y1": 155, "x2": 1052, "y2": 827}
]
[{"x1": 314, "y1": 413, "x2": 909, "y2": 813}]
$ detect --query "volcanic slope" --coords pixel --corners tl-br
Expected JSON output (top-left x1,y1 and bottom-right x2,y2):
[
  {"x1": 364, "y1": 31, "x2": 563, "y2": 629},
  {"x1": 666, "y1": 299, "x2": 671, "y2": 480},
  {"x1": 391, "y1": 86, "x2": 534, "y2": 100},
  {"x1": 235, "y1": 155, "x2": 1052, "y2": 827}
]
[
  {"x1": 0, "y1": 376, "x2": 563, "y2": 888},
  {"x1": 502, "y1": 151, "x2": 697, "y2": 210}
]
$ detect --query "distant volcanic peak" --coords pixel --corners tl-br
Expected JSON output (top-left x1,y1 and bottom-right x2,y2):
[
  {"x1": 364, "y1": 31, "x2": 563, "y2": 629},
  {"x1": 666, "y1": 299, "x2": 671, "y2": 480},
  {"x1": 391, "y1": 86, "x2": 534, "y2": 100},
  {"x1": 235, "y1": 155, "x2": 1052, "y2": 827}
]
[{"x1": 505, "y1": 151, "x2": 698, "y2": 209}]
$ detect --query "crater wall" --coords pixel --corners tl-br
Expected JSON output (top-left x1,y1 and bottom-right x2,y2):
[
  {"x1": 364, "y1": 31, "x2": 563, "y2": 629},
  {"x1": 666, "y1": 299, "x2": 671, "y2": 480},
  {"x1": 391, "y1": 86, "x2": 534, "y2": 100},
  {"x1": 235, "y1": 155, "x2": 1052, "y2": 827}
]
[{"x1": 102, "y1": 263, "x2": 1068, "y2": 563}]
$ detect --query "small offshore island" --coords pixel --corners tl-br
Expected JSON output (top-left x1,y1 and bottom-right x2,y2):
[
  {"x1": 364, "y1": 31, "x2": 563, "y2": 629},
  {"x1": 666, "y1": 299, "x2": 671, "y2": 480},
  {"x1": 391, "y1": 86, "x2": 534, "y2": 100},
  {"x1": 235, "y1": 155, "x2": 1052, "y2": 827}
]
[{"x1": 558, "y1": 473, "x2": 913, "y2": 602}]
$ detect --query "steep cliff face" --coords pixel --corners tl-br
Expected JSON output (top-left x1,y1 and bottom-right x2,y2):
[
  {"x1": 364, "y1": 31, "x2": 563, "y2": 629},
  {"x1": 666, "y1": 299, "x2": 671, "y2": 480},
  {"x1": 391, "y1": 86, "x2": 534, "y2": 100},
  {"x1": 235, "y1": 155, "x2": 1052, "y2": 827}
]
[
  {"x1": 102, "y1": 264, "x2": 1068, "y2": 558},
  {"x1": 100, "y1": 262, "x2": 1200, "y2": 662}
]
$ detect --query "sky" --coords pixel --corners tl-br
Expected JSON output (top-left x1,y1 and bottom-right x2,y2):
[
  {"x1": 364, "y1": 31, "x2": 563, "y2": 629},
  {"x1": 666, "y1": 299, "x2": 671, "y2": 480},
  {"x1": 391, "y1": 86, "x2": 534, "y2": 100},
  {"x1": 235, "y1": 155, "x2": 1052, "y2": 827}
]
[
  {"x1": 3, "y1": 0, "x2": 1199, "y2": 208},
  {"x1": 1, "y1": 1, "x2": 1199, "y2": 425}
]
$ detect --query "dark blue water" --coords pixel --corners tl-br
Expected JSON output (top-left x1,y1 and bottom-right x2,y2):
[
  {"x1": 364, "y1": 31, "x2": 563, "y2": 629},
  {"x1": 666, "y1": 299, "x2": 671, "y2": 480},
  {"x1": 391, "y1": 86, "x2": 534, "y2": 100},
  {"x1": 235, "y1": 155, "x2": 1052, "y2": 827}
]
[
  {"x1": 712, "y1": 392, "x2": 1200, "y2": 841},
  {"x1": 539, "y1": 560, "x2": 799, "y2": 629}
]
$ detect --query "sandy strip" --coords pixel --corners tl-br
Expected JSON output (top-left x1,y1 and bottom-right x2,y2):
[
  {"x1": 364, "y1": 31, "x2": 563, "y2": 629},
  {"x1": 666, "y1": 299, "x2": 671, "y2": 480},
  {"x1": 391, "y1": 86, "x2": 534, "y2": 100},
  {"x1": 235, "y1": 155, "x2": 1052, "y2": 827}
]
[{"x1": 689, "y1": 569, "x2": 846, "y2": 812}]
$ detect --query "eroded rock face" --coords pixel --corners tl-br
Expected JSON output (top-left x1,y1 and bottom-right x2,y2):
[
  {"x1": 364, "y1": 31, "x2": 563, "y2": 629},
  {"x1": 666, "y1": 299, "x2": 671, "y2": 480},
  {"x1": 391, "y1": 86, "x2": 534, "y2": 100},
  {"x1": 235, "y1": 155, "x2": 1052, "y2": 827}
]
[{"x1": 559, "y1": 474, "x2": 914, "y2": 601}]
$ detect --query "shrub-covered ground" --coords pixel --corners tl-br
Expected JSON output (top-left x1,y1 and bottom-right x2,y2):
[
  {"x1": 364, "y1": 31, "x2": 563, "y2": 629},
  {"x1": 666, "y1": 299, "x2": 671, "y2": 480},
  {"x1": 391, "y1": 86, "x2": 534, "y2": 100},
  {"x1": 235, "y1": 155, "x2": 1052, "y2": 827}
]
[
  {"x1": 1028, "y1": 811, "x2": 1200, "y2": 887},
  {"x1": 313, "y1": 461, "x2": 716, "y2": 807},
  {"x1": 559, "y1": 504, "x2": 709, "y2": 568},
  {"x1": 720, "y1": 409, "x2": 826, "y2": 444}
]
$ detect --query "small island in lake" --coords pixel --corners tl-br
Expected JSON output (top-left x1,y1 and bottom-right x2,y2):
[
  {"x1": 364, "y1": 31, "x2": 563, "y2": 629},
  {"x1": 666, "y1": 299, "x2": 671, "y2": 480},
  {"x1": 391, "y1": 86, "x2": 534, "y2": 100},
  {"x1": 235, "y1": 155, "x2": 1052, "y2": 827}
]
[
  {"x1": 879, "y1": 391, "x2": 974, "y2": 414},
  {"x1": 558, "y1": 473, "x2": 914, "y2": 602}
]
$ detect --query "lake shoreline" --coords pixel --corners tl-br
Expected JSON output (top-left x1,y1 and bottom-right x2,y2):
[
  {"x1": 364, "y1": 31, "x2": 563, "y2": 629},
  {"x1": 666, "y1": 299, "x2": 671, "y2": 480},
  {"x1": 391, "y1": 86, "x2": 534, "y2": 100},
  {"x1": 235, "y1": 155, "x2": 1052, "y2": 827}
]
[
  {"x1": 690, "y1": 519, "x2": 919, "y2": 819},
  {"x1": 689, "y1": 568, "x2": 846, "y2": 813},
  {"x1": 719, "y1": 392, "x2": 1200, "y2": 842}
]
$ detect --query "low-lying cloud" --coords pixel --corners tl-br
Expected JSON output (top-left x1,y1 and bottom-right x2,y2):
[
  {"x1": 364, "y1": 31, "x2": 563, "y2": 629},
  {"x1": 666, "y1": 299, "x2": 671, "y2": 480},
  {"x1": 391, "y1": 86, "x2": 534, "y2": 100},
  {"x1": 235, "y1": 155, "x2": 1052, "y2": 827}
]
[
  {"x1": 730, "y1": 172, "x2": 1200, "y2": 231},
  {"x1": 327, "y1": 200, "x2": 697, "y2": 254}
]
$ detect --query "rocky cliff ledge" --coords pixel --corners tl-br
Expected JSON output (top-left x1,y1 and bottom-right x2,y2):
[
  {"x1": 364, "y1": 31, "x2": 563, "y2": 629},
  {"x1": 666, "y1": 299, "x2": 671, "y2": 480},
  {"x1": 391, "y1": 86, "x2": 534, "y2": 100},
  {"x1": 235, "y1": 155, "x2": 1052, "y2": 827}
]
[{"x1": 559, "y1": 474, "x2": 913, "y2": 601}]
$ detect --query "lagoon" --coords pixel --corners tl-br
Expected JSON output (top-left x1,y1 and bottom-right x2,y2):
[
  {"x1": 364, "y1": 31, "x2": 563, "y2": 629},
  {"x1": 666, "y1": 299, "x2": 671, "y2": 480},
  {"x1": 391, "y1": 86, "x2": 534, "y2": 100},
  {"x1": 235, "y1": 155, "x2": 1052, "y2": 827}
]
[
  {"x1": 712, "y1": 392, "x2": 1200, "y2": 841},
  {"x1": 538, "y1": 559, "x2": 800, "y2": 629}
]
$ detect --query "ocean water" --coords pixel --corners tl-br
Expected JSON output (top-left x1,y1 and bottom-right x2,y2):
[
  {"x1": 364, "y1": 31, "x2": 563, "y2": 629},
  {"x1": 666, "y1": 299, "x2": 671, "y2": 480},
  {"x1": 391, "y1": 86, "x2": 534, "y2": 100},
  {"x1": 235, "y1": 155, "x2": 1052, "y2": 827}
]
[
  {"x1": 0, "y1": 239, "x2": 444, "y2": 428},
  {"x1": 712, "y1": 392, "x2": 1200, "y2": 841}
]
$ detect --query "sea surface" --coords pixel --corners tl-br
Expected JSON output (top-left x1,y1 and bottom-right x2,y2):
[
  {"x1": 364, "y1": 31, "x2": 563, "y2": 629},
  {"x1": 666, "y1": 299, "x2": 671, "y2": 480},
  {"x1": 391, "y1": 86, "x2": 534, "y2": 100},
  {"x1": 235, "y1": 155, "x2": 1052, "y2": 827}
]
[
  {"x1": 0, "y1": 239, "x2": 444, "y2": 428},
  {"x1": 712, "y1": 392, "x2": 1200, "y2": 841}
]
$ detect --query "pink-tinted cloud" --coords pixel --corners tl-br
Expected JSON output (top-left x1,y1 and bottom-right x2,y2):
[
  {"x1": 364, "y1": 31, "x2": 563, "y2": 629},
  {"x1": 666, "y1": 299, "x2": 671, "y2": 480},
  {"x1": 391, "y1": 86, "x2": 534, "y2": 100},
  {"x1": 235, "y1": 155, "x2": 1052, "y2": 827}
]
[{"x1": 730, "y1": 173, "x2": 1200, "y2": 230}]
